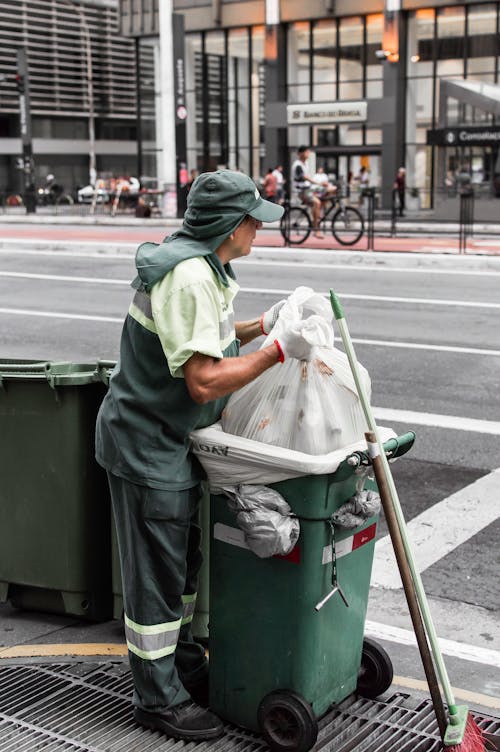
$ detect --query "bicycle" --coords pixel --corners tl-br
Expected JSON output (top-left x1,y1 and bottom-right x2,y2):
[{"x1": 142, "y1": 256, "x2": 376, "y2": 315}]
[{"x1": 280, "y1": 195, "x2": 364, "y2": 246}]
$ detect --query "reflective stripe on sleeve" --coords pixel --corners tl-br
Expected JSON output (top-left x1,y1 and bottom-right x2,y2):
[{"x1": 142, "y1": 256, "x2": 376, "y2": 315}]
[
  {"x1": 181, "y1": 593, "x2": 197, "y2": 625},
  {"x1": 124, "y1": 613, "x2": 181, "y2": 660},
  {"x1": 128, "y1": 288, "x2": 157, "y2": 334}
]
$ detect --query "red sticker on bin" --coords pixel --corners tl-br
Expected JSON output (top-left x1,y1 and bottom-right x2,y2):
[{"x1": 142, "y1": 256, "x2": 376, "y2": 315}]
[{"x1": 322, "y1": 523, "x2": 377, "y2": 565}]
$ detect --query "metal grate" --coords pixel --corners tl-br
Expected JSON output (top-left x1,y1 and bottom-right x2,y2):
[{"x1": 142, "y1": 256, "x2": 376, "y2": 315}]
[{"x1": 0, "y1": 662, "x2": 498, "y2": 751}]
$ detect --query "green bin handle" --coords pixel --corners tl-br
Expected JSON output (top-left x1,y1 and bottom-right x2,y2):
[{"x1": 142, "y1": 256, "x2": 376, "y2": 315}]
[
  {"x1": 331, "y1": 431, "x2": 415, "y2": 482},
  {"x1": 95, "y1": 360, "x2": 117, "y2": 386}
]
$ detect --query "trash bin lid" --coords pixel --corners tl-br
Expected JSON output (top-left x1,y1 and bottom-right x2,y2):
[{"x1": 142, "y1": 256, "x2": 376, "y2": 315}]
[{"x1": 0, "y1": 359, "x2": 115, "y2": 387}]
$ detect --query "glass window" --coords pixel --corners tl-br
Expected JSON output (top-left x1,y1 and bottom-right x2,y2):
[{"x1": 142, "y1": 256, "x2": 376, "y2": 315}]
[
  {"x1": 288, "y1": 22, "x2": 310, "y2": 103},
  {"x1": 365, "y1": 128, "x2": 382, "y2": 145},
  {"x1": 366, "y1": 13, "x2": 383, "y2": 90},
  {"x1": 407, "y1": 9, "x2": 435, "y2": 75},
  {"x1": 185, "y1": 34, "x2": 203, "y2": 171},
  {"x1": 313, "y1": 20, "x2": 336, "y2": 101},
  {"x1": 339, "y1": 81, "x2": 363, "y2": 99},
  {"x1": 436, "y1": 7, "x2": 465, "y2": 77},
  {"x1": 205, "y1": 30, "x2": 225, "y2": 57},
  {"x1": 252, "y1": 27, "x2": 265, "y2": 179},
  {"x1": 339, "y1": 17, "x2": 363, "y2": 87},
  {"x1": 228, "y1": 28, "x2": 250, "y2": 173},
  {"x1": 467, "y1": 4, "x2": 497, "y2": 75},
  {"x1": 340, "y1": 125, "x2": 363, "y2": 145}
]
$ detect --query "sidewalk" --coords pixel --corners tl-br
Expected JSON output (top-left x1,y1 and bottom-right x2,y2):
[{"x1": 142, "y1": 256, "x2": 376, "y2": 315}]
[{"x1": 1, "y1": 212, "x2": 499, "y2": 255}]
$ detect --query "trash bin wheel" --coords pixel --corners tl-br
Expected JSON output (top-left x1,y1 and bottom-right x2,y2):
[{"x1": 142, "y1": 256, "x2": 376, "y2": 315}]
[
  {"x1": 357, "y1": 637, "x2": 393, "y2": 699},
  {"x1": 258, "y1": 690, "x2": 318, "y2": 752}
]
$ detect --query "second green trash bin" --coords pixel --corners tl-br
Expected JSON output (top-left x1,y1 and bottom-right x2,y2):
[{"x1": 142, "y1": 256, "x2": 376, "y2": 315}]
[{"x1": 0, "y1": 360, "x2": 112, "y2": 621}]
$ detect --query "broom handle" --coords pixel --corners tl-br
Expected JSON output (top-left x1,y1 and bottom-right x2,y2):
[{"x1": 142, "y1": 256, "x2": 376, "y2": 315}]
[
  {"x1": 366, "y1": 430, "x2": 448, "y2": 737},
  {"x1": 330, "y1": 291, "x2": 458, "y2": 713}
]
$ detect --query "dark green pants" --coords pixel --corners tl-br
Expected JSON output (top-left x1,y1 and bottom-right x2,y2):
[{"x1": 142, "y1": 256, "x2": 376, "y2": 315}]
[{"x1": 107, "y1": 472, "x2": 208, "y2": 712}]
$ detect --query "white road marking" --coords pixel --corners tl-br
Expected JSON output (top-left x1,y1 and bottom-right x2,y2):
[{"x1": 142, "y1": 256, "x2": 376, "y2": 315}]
[
  {"x1": 1, "y1": 272, "x2": 499, "y2": 310},
  {"x1": 0, "y1": 306, "x2": 498, "y2": 359},
  {"x1": 0, "y1": 307, "x2": 122, "y2": 323},
  {"x1": 240, "y1": 285, "x2": 500, "y2": 310},
  {"x1": 238, "y1": 258, "x2": 500, "y2": 277},
  {"x1": 373, "y1": 406, "x2": 500, "y2": 434},
  {"x1": 0, "y1": 271, "x2": 128, "y2": 285},
  {"x1": 3, "y1": 245, "x2": 500, "y2": 276},
  {"x1": 354, "y1": 338, "x2": 500, "y2": 357},
  {"x1": 365, "y1": 620, "x2": 500, "y2": 669},
  {"x1": 371, "y1": 467, "x2": 500, "y2": 589}
]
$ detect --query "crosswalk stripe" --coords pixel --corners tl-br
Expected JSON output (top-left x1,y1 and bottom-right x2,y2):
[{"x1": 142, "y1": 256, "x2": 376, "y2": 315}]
[
  {"x1": 371, "y1": 467, "x2": 500, "y2": 590},
  {"x1": 373, "y1": 407, "x2": 500, "y2": 435},
  {"x1": 365, "y1": 621, "x2": 500, "y2": 669}
]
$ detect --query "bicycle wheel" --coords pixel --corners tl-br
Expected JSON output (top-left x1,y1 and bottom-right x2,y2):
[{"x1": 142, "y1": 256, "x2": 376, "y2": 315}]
[
  {"x1": 280, "y1": 207, "x2": 311, "y2": 245},
  {"x1": 331, "y1": 206, "x2": 364, "y2": 245}
]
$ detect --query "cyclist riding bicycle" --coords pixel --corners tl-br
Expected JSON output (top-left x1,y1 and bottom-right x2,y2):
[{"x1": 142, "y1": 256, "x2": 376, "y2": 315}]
[{"x1": 291, "y1": 146, "x2": 336, "y2": 239}]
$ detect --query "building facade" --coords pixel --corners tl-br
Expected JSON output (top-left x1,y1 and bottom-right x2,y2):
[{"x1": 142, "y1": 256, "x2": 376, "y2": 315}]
[
  {"x1": 121, "y1": 0, "x2": 500, "y2": 214},
  {"x1": 0, "y1": 0, "x2": 154, "y2": 198},
  {"x1": 1, "y1": 0, "x2": 498, "y2": 212}
]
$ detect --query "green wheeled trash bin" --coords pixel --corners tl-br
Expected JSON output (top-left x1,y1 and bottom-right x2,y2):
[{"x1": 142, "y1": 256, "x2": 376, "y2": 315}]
[
  {"x1": 0, "y1": 359, "x2": 113, "y2": 621},
  {"x1": 208, "y1": 433, "x2": 414, "y2": 752}
]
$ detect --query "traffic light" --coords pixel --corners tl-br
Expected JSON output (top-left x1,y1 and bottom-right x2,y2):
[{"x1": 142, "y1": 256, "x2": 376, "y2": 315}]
[{"x1": 15, "y1": 74, "x2": 25, "y2": 94}]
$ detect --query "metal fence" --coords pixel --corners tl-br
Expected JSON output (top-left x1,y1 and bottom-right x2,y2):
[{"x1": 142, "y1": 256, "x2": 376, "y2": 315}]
[{"x1": 0, "y1": 191, "x2": 165, "y2": 218}]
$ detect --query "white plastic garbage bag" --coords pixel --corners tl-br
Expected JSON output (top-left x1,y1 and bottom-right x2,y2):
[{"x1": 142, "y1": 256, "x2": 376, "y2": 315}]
[
  {"x1": 190, "y1": 422, "x2": 397, "y2": 487},
  {"x1": 221, "y1": 287, "x2": 371, "y2": 455},
  {"x1": 221, "y1": 484, "x2": 300, "y2": 558}
]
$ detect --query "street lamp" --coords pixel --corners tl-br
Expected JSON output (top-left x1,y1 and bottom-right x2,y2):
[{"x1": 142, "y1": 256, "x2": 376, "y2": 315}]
[{"x1": 59, "y1": 0, "x2": 96, "y2": 202}]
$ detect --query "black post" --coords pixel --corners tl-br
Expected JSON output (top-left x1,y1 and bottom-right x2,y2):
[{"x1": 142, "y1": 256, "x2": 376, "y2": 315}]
[
  {"x1": 135, "y1": 38, "x2": 143, "y2": 184},
  {"x1": 391, "y1": 188, "x2": 397, "y2": 237},
  {"x1": 173, "y1": 14, "x2": 188, "y2": 218},
  {"x1": 16, "y1": 48, "x2": 36, "y2": 214},
  {"x1": 459, "y1": 192, "x2": 474, "y2": 254},
  {"x1": 366, "y1": 188, "x2": 375, "y2": 251}
]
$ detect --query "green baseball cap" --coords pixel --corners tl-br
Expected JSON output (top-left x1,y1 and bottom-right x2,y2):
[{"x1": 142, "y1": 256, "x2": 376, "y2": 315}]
[{"x1": 188, "y1": 170, "x2": 284, "y2": 223}]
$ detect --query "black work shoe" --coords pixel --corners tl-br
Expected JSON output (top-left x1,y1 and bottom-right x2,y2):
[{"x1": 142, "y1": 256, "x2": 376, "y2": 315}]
[
  {"x1": 134, "y1": 701, "x2": 224, "y2": 741},
  {"x1": 184, "y1": 677, "x2": 209, "y2": 708}
]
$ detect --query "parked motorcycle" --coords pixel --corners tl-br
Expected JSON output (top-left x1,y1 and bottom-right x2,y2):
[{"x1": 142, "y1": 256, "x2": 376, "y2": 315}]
[{"x1": 37, "y1": 175, "x2": 73, "y2": 206}]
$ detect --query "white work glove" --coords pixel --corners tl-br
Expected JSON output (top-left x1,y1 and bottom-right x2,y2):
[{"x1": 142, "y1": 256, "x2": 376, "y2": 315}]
[
  {"x1": 274, "y1": 321, "x2": 316, "y2": 362},
  {"x1": 260, "y1": 299, "x2": 286, "y2": 335}
]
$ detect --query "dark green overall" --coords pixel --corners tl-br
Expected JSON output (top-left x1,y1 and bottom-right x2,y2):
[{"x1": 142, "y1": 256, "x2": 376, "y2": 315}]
[{"x1": 96, "y1": 232, "x2": 239, "y2": 712}]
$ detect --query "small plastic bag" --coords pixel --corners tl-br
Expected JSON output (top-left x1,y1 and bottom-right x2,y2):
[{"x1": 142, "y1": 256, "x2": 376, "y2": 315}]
[
  {"x1": 221, "y1": 286, "x2": 371, "y2": 455},
  {"x1": 222, "y1": 484, "x2": 300, "y2": 558},
  {"x1": 332, "y1": 490, "x2": 381, "y2": 529}
]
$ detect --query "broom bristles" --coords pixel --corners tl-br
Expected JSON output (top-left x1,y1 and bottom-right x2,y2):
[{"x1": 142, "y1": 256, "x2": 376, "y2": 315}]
[{"x1": 444, "y1": 713, "x2": 485, "y2": 752}]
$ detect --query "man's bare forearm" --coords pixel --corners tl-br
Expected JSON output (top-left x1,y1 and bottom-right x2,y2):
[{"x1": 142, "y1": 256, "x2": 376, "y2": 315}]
[
  {"x1": 183, "y1": 345, "x2": 280, "y2": 404},
  {"x1": 235, "y1": 318, "x2": 262, "y2": 346}
]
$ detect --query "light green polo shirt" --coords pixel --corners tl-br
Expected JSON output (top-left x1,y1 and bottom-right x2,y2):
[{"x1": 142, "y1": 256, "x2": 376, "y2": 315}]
[
  {"x1": 95, "y1": 256, "x2": 240, "y2": 490},
  {"x1": 150, "y1": 256, "x2": 239, "y2": 377}
]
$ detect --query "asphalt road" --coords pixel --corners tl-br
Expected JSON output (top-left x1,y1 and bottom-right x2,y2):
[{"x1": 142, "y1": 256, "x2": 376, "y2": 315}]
[{"x1": 0, "y1": 236, "x2": 499, "y2": 712}]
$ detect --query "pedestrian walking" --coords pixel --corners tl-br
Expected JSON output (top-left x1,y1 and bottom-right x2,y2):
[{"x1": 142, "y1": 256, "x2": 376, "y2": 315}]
[
  {"x1": 272, "y1": 165, "x2": 285, "y2": 204},
  {"x1": 263, "y1": 167, "x2": 278, "y2": 202},
  {"x1": 95, "y1": 170, "x2": 316, "y2": 743},
  {"x1": 393, "y1": 166, "x2": 406, "y2": 216}
]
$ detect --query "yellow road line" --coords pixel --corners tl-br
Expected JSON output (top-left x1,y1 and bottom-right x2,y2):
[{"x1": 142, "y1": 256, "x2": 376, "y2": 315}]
[
  {"x1": 0, "y1": 643, "x2": 127, "y2": 658},
  {"x1": 393, "y1": 675, "x2": 500, "y2": 711},
  {"x1": 0, "y1": 647, "x2": 498, "y2": 713}
]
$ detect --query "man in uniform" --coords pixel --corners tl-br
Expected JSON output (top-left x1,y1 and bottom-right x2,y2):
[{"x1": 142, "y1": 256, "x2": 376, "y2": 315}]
[{"x1": 95, "y1": 170, "x2": 316, "y2": 743}]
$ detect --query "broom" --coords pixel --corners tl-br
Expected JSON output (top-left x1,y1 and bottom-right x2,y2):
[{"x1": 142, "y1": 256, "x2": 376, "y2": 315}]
[{"x1": 330, "y1": 290, "x2": 485, "y2": 752}]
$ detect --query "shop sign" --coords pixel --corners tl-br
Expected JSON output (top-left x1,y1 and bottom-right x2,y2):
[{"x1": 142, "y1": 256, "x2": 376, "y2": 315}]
[
  {"x1": 427, "y1": 126, "x2": 500, "y2": 146},
  {"x1": 287, "y1": 102, "x2": 367, "y2": 125}
]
